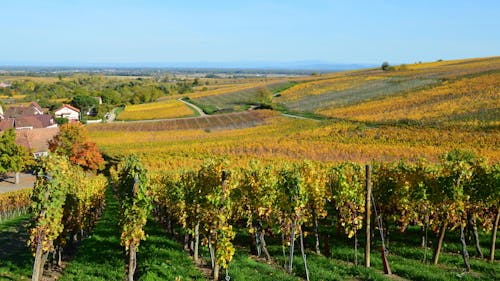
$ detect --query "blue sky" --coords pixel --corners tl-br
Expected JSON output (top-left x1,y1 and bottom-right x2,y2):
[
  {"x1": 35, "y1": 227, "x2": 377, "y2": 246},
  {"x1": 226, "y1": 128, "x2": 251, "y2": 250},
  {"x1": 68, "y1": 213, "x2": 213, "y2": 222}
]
[{"x1": 0, "y1": 0, "x2": 499, "y2": 66}]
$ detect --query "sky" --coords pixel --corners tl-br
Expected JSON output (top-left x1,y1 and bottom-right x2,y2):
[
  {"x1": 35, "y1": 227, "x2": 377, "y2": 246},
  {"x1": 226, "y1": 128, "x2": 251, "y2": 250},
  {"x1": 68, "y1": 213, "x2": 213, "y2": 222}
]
[{"x1": 0, "y1": 0, "x2": 499, "y2": 67}]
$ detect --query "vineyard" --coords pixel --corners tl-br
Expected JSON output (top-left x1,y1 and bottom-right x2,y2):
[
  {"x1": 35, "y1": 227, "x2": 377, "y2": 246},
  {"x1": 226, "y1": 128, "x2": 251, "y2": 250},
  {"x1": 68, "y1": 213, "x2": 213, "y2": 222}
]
[
  {"x1": 319, "y1": 72, "x2": 500, "y2": 126},
  {"x1": 90, "y1": 110, "x2": 278, "y2": 132},
  {"x1": 273, "y1": 56, "x2": 500, "y2": 116},
  {"x1": 2, "y1": 151, "x2": 497, "y2": 280},
  {"x1": 0, "y1": 188, "x2": 31, "y2": 222},
  {"x1": 0, "y1": 56, "x2": 499, "y2": 280},
  {"x1": 116, "y1": 99, "x2": 197, "y2": 121},
  {"x1": 191, "y1": 81, "x2": 296, "y2": 113},
  {"x1": 89, "y1": 115, "x2": 500, "y2": 171}
]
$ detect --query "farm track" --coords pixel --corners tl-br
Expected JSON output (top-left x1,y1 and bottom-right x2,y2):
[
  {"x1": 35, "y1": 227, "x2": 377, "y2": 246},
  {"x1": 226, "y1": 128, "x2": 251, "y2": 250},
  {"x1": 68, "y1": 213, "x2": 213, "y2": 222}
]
[{"x1": 178, "y1": 97, "x2": 207, "y2": 117}]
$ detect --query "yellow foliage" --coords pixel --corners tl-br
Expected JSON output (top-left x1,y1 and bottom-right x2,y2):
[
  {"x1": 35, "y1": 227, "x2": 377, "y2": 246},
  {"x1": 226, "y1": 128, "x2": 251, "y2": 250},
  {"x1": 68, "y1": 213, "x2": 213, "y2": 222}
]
[
  {"x1": 319, "y1": 73, "x2": 500, "y2": 125},
  {"x1": 277, "y1": 75, "x2": 384, "y2": 102},
  {"x1": 117, "y1": 99, "x2": 195, "y2": 120}
]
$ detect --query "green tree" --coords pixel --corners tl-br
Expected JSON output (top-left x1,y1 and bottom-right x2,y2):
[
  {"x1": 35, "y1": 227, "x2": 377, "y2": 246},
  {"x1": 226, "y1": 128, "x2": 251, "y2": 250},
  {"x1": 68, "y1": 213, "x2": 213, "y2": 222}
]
[
  {"x1": 71, "y1": 94, "x2": 98, "y2": 115},
  {"x1": 381, "y1": 61, "x2": 390, "y2": 71},
  {"x1": 0, "y1": 129, "x2": 31, "y2": 184}
]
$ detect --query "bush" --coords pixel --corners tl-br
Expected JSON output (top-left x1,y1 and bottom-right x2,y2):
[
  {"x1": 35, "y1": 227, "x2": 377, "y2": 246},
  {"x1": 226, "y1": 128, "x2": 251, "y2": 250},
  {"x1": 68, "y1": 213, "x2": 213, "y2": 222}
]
[
  {"x1": 55, "y1": 117, "x2": 69, "y2": 125},
  {"x1": 381, "y1": 61, "x2": 390, "y2": 71}
]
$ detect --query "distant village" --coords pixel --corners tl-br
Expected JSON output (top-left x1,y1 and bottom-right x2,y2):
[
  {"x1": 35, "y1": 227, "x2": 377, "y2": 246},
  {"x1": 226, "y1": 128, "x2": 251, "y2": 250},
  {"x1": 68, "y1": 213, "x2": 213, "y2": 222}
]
[{"x1": 0, "y1": 101, "x2": 83, "y2": 158}]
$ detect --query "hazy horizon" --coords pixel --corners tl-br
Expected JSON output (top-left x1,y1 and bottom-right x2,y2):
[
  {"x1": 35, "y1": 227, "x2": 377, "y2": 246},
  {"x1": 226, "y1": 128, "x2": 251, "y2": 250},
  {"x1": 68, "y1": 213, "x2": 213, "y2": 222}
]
[{"x1": 0, "y1": 1, "x2": 498, "y2": 66}]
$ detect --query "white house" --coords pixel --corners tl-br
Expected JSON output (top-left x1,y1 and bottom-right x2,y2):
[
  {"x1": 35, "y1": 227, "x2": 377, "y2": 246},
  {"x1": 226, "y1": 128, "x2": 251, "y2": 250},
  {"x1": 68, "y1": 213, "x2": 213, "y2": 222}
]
[{"x1": 54, "y1": 104, "x2": 80, "y2": 122}]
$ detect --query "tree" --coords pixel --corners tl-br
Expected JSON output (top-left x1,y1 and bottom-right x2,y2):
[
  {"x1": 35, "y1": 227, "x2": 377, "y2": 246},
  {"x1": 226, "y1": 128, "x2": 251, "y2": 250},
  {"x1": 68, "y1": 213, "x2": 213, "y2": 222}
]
[
  {"x1": 381, "y1": 61, "x2": 390, "y2": 71},
  {"x1": 0, "y1": 129, "x2": 31, "y2": 184},
  {"x1": 101, "y1": 88, "x2": 121, "y2": 105},
  {"x1": 256, "y1": 87, "x2": 273, "y2": 108},
  {"x1": 71, "y1": 95, "x2": 98, "y2": 115},
  {"x1": 70, "y1": 142, "x2": 105, "y2": 171},
  {"x1": 49, "y1": 123, "x2": 104, "y2": 171}
]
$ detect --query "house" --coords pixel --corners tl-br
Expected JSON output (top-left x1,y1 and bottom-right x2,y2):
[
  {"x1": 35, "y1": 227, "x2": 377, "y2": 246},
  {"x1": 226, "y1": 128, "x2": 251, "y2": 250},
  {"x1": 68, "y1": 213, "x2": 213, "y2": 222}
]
[
  {"x1": 0, "y1": 82, "x2": 11, "y2": 88},
  {"x1": 0, "y1": 102, "x2": 57, "y2": 131},
  {"x1": 0, "y1": 118, "x2": 14, "y2": 131},
  {"x1": 54, "y1": 104, "x2": 80, "y2": 122},
  {"x1": 14, "y1": 115, "x2": 57, "y2": 130},
  {"x1": 15, "y1": 127, "x2": 59, "y2": 158},
  {"x1": 4, "y1": 102, "x2": 44, "y2": 118}
]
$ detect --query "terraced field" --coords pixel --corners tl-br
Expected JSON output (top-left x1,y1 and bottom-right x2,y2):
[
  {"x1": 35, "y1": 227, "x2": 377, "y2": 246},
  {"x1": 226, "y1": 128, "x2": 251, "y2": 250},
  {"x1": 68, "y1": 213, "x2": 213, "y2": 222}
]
[
  {"x1": 278, "y1": 77, "x2": 439, "y2": 113},
  {"x1": 319, "y1": 72, "x2": 500, "y2": 126},
  {"x1": 90, "y1": 110, "x2": 277, "y2": 132},
  {"x1": 273, "y1": 56, "x2": 500, "y2": 116}
]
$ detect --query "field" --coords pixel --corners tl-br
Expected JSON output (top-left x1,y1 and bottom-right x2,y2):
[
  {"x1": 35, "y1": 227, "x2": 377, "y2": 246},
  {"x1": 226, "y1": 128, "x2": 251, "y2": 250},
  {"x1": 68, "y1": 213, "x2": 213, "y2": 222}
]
[
  {"x1": 191, "y1": 80, "x2": 296, "y2": 112},
  {"x1": 92, "y1": 110, "x2": 277, "y2": 133},
  {"x1": 115, "y1": 99, "x2": 196, "y2": 120},
  {"x1": 275, "y1": 56, "x2": 500, "y2": 117},
  {"x1": 319, "y1": 72, "x2": 500, "y2": 126},
  {"x1": 1, "y1": 56, "x2": 499, "y2": 281}
]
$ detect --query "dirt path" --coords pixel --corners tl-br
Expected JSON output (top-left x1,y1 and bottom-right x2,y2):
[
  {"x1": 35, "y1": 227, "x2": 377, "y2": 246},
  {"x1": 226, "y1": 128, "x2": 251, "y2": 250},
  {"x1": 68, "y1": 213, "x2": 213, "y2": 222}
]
[
  {"x1": 0, "y1": 173, "x2": 35, "y2": 193},
  {"x1": 177, "y1": 98, "x2": 207, "y2": 117},
  {"x1": 281, "y1": 113, "x2": 320, "y2": 121}
]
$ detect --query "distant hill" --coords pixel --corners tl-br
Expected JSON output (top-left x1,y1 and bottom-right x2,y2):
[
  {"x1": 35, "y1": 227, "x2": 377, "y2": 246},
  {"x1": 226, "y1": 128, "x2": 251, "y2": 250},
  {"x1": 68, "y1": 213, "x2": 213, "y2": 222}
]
[{"x1": 273, "y1": 56, "x2": 500, "y2": 127}]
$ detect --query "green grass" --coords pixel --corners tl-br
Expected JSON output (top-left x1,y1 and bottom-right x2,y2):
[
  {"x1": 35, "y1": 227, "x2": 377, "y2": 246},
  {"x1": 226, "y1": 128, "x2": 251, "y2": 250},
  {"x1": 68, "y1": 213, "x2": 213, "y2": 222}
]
[
  {"x1": 136, "y1": 219, "x2": 205, "y2": 281},
  {"x1": 182, "y1": 97, "x2": 218, "y2": 114},
  {"x1": 0, "y1": 214, "x2": 33, "y2": 281},
  {"x1": 231, "y1": 230, "x2": 391, "y2": 281},
  {"x1": 59, "y1": 188, "x2": 125, "y2": 281},
  {"x1": 226, "y1": 250, "x2": 299, "y2": 281}
]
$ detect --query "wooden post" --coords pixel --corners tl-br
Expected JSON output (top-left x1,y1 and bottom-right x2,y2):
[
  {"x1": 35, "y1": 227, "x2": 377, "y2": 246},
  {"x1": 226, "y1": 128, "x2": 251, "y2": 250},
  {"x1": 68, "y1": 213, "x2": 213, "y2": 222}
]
[
  {"x1": 489, "y1": 207, "x2": 500, "y2": 262},
  {"x1": 365, "y1": 165, "x2": 371, "y2": 268},
  {"x1": 381, "y1": 246, "x2": 392, "y2": 274}
]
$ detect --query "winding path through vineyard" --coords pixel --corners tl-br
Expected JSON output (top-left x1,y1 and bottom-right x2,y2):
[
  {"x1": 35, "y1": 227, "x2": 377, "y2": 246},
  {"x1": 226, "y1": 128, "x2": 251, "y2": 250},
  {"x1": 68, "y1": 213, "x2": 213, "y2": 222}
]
[{"x1": 178, "y1": 97, "x2": 207, "y2": 117}]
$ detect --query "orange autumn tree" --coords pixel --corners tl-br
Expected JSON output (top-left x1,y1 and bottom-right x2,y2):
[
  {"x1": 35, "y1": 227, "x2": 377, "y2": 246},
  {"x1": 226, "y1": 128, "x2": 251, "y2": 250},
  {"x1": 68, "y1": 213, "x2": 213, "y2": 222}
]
[{"x1": 49, "y1": 123, "x2": 104, "y2": 171}]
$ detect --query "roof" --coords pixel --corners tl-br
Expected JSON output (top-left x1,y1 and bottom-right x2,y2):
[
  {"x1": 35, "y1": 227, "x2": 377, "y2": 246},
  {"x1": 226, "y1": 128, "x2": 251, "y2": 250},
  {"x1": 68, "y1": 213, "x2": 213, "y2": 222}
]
[
  {"x1": 56, "y1": 104, "x2": 80, "y2": 113},
  {"x1": 15, "y1": 127, "x2": 59, "y2": 153},
  {"x1": 30, "y1": 102, "x2": 43, "y2": 113},
  {"x1": 14, "y1": 115, "x2": 55, "y2": 129},
  {"x1": 5, "y1": 103, "x2": 43, "y2": 118},
  {"x1": 0, "y1": 118, "x2": 14, "y2": 131}
]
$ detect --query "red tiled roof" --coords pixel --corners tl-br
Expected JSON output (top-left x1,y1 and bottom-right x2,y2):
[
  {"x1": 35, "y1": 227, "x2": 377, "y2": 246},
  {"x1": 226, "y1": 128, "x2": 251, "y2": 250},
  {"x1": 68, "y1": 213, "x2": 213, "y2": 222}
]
[
  {"x1": 15, "y1": 116, "x2": 43, "y2": 129},
  {"x1": 15, "y1": 115, "x2": 56, "y2": 129},
  {"x1": 0, "y1": 118, "x2": 14, "y2": 131},
  {"x1": 5, "y1": 103, "x2": 43, "y2": 118},
  {"x1": 56, "y1": 104, "x2": 80, "y2": 113},
  {"x1": 30, "y1": 102, "x2": 43, "y2": 112},
  {"x1": 15, "y1": 127, "x2": 59, "y2": 153}
]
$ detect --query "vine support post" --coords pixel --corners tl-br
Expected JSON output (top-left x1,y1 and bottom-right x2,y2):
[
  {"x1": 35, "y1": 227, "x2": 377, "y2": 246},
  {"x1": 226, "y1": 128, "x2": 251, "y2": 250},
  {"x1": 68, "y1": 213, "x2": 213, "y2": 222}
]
[
  {"x1": 128, "y1": 243, "x2": 137, "y2": 281},
  {"x1": 194, "y1": 222, "x2": 200, "y2": 263},
  {"x1": 432, "y1": 223, "x2": 447, "y2": 265},
  {"x1": 288, "y1": 217, "x2": 296, "y2": 274},
  {"x1": 365, "y1": 164, "x2": 371, "y2": 268},
  {"x1": 299, "y1": 226, "x2": 310, "y2": 281},
  {"x1": 490, "y1": 207, "x2": 500, "y2": 262},
  {"x1": 31, "y1": 239, "x2": 43, "y2": 281}
]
